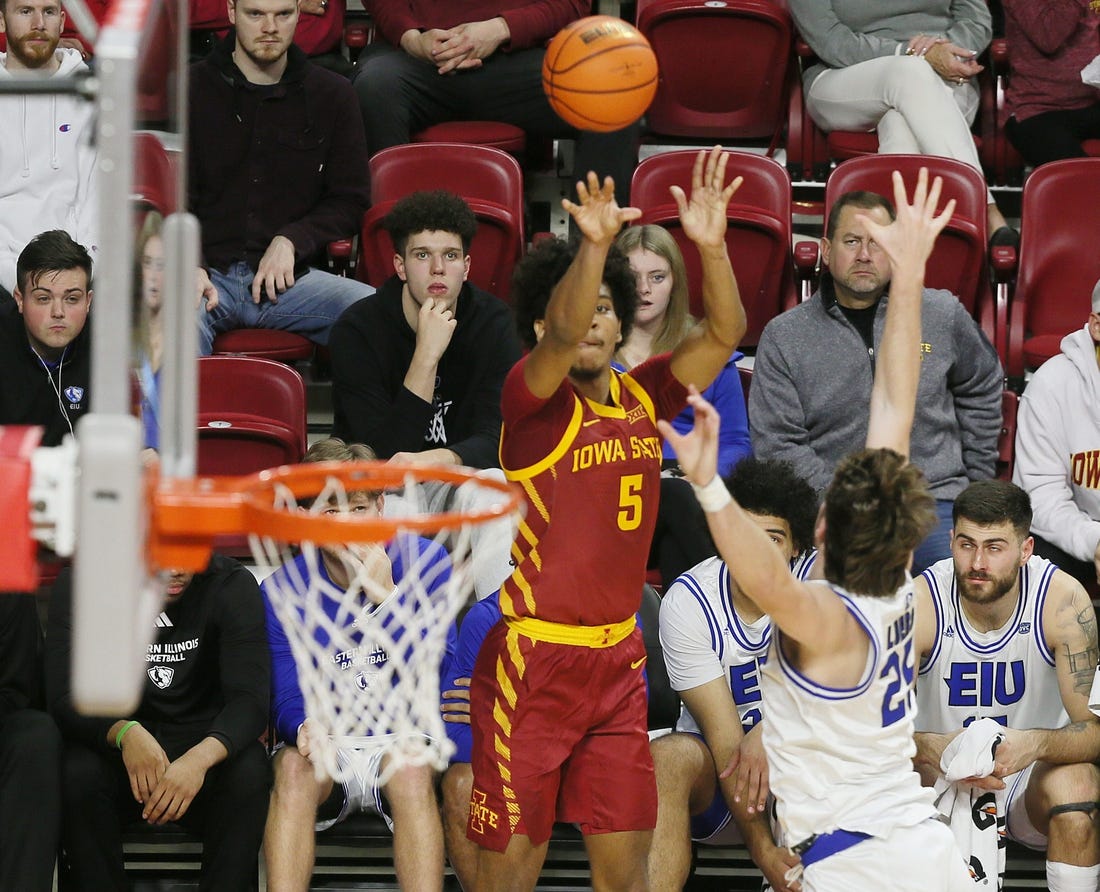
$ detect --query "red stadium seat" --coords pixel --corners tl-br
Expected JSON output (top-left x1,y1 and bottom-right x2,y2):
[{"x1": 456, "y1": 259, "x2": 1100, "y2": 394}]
[
  {"x1": 133, "y1": 131, "x2": 178, "y2": 215},
  {"x1": 196, "y1": 356, "x2": 307, "y2": 476},
  {"x1": 821, "y1": 154, "x2": 1000, "y2": 357},
  {"x1": 413, "y1": 121, "x2": 527, "y2": 156},
  {"x1": 629, "y1": 150, "x2": 797, "y2": 350},
  {"x1": 635, "y1": 0, "x2": 794, "y2": 150},
  {"x1": 1004, "y1": 158, "x2": 1100, "y2": 381},
  {"x1": 358, "y1": 143, "x2": 525, "y2": 301},
  {"x1": 211, "y1": 328, "x2": 316, "y2": 363}
]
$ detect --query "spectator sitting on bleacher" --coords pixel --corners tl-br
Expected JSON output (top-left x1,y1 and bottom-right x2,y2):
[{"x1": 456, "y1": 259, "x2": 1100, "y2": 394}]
[
  {"x1": 614, "y1": 223, "x2": 750, "y2": 586},
  {"x1": 0, "y1": 231, "x2": 93, "y2": 447},
  {"x1": 330, "y1": 190, "x2": 520, "y2": 600},
  {"x1": 1013, "y1": 278, "x2": 1100, "y2": 590},
  {"x1": 1002, "y1": 0, "x2": 1100, "y2": 168},
  {"x1": 353, "y1": 0, "x2": 639, "y2": 205},
  {"x1": 330, "y1": 190, "x2": 522, "y2": 468},
  {"x1": 0, "y1": 593, "x2": 61, "y2": 892},
  {"x1": 749, "y1": 189, "x2": 1002, "y2": 573},
  {"x1": 0, "y1": 0, "x2": 97, "y2": 305},
  {"x1": 651, "y1": 458, "x2": 819, "y2": 892},
  {"x1": 262, "y1": 437, "x2": 456, "y2": 892},
  {"x1": 188, "y1": 0, "x2": 374, "y2": 356},
  {"x1": 789, "y1": 0, "x2": 1019, "y2": 246},
  {"x1": 47, "y1": 556, "x2": 272, "y2": 890}
]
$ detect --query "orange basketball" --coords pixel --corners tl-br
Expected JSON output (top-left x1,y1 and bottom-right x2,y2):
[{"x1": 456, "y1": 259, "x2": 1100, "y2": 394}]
[{"x1": 542, "y1": 15, "x2": 658, "y2": 133}]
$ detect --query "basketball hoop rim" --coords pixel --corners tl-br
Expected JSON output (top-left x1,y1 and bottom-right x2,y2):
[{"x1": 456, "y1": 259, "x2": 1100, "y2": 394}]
[{"x1": 150, "y1": 461, "x2": 523, "y2": 570}]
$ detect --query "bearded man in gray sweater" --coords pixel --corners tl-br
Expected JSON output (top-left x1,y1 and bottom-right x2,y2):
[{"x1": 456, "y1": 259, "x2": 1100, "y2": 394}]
[{"x1": 749, "y1": 189, "x2": 1002, "y2": 572}]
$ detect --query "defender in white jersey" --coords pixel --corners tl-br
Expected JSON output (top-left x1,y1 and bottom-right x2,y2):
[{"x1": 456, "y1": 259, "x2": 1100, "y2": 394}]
[
  {"x1": 665, "y1": 170, "x2": 974, "y2": 890},
  {"x1": 914, "y1": 480, "x2": 1100, "y2": 891},
  {"x1": 652, "y1": 458, "x2": 818, "y2": 892}
]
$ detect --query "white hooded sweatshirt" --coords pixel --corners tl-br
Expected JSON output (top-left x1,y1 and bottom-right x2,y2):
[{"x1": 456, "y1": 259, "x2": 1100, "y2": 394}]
[
  {"x1": 1014, "y1": 325, "x2": 1100, "y2": 562},
  {"x1": 0, "y1": 47, "x2": 98, "y2": 294}
]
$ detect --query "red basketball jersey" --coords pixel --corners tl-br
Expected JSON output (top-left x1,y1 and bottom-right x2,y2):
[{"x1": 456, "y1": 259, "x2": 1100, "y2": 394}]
[{"x1": 498, "y1": 354, "x2": 686, "y2": 625}]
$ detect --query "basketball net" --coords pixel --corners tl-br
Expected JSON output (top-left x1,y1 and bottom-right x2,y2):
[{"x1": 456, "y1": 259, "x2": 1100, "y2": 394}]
[{"x1": 207, "y1": 463, "x2": 519, "y2": 787}]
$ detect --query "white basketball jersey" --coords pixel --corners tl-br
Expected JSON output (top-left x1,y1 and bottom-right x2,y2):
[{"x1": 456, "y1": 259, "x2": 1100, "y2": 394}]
[
  {"x1": 660, "y1": 556, "x2": 771, "y2": 735},
  {"x1": 916, "y1": 555, "x2": 1067, "y2": 733},
  {"x1": 761, "y1": 578, "x2": 936, "y2": 846}
]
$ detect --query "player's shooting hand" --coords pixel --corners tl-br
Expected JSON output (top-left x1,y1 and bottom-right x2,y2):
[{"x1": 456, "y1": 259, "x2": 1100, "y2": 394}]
[
  {"x1": 854, "y1": 168, "x2": 955, "y2": 281},
  {"x1": 562, "y1": 171, "x2": 641, "y2": 247},
  {"x1": 671, "y1": 146, "x2": 742, "y2": 251},
  {"x1": 252, "y1": 235, "x2": 297, "y2": 304},
  {"x1": 657, "y1": 386, "x2": 720, "y2": 488},
  {"x1": 142, "y1": 751, "x2": 208, "y2": 824},
  {"x1": 120, "y1": 724, "x2": 170, "y2": 804},
  {"x1": 441, "y1": 677, "x2": 472, "y2": 724},
  {"x1": 414, "y1": 296, "x2": 458, "y2": 364},
  {"x1": 196, "y1": 267, "x2": 219, "y2": 312},
  {"x1": 725, "y1": 722, "x2": 769, "y2": 815},
  {"x1": 297, "y1": 717, "x2": 328, "y2": 761}
]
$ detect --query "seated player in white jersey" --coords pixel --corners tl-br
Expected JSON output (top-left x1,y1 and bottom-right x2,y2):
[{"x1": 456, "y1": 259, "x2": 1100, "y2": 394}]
[
  {"x1": 913, "y1": 479, "x2": 1100, "y2": 891},
  {"x1": 261, "y1": 437, "x2": 456, "y2": 892},
  {"x1": 663, "y1": 169, "x2": 975, "y2": 891},
  {"x1": 652, "y1": 457, "x2": 818, "y2": 892}
]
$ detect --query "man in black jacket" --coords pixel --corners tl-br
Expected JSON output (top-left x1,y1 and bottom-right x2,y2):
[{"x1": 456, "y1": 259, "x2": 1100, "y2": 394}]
[
  {"x1": 0, "y1": 230, "x2": 92, "y2": 446},
  {"x1": 47, "y1": 556, "x2": 271, "y2": 890},
  {"x1": 188, "y1": 0, "x2": 374, "y2": 355},
  {"x1": 329, "y1": 190, "x2": 522, "y2": 469}
]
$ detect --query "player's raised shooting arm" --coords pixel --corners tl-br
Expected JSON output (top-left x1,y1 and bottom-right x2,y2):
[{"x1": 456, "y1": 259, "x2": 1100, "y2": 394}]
[
  {"x1": 861, "y1": 169, "x2": 954, "y2": 458},
  {"x1": 522, "y1": 173, "x2": 640, "y2": 399},
  {"x1": 666, "y1": 147, "x2": 747, "y2": 391}
]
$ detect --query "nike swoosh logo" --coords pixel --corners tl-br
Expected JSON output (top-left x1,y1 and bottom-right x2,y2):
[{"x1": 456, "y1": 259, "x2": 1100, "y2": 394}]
[
  {"x1": 630, "y1": 656, "x2": 647, "y2": 670},
  {"x1": 582, "y1": 419, "x2": 601, "y2": 427}
]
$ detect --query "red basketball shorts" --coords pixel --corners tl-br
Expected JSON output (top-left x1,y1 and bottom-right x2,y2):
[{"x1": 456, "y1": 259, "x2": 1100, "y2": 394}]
[{"x1": 466, "y1": 617, "x2": 657, "y2": 851}]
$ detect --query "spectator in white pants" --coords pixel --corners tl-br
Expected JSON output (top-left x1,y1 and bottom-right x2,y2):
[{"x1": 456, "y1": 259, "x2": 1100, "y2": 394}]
[{"x1": 789, "y1": 0, "x2": 1018, "y2": 246}]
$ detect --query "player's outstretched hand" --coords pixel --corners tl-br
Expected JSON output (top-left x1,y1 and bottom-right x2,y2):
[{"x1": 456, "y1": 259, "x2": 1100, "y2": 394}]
[
  {"x1": 670, "y1": 146, "x2": 743, "y2": 250},
  {"x1": 854, "y1": 168, "x2": 955, "y2": 280},
  {"x1": 658, "y1": 386, "x2": 720, "y2": 488},
  {"x1": 562, "y1": 171, "x2": 641, "y2": 247},
  {"x1": 441, "y1": 677, "x2": 472, "y2": 724}
]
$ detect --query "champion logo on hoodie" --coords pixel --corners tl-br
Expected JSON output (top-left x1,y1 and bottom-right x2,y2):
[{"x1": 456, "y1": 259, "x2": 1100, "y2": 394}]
[{"x1": 58, "y1": 123, "x2": 72, "y2": 132}]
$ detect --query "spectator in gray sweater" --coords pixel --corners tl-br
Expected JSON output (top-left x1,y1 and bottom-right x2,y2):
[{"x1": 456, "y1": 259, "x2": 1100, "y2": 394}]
[{"x1": 749, "y1": 189, "x2": 1002, "y2": 572}]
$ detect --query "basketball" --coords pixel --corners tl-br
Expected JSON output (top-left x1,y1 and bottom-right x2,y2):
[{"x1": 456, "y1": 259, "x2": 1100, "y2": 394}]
[{"x1": 542, "y1": 15, "x2": 658, "y2": 133}]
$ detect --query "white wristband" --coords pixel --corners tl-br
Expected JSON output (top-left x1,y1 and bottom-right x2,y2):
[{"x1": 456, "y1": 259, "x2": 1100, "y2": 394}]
[{"x1": 691, "y1": 476, "x2": 731, "y2": 513}]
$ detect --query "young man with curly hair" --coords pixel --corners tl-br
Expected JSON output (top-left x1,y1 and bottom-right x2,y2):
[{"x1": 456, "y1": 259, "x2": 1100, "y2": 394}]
[{"x1": 329, "y1": 189, "x2": 522, "y2": 470}]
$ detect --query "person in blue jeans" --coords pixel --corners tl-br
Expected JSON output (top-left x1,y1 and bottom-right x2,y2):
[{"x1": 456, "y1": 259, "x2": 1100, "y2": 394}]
[{"x1": 188, "y1": 0, "x2": 374, "y2": 355}]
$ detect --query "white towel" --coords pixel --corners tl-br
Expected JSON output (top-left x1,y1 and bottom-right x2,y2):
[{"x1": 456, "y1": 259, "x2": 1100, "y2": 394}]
[{"x1": 933, "y1": 718, "x2": 1008, "y2": 888}]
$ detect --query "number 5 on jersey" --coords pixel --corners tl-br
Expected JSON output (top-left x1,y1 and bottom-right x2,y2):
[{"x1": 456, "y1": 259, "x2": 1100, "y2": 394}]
[{"x1": 618, "y1": 474, "x2": 643, "y2": 531}]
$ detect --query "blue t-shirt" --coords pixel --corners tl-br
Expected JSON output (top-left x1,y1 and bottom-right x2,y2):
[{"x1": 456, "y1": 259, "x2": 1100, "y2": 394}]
[{"x1": 263, "y1": 534, "x2": 458, "y2": 744}]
